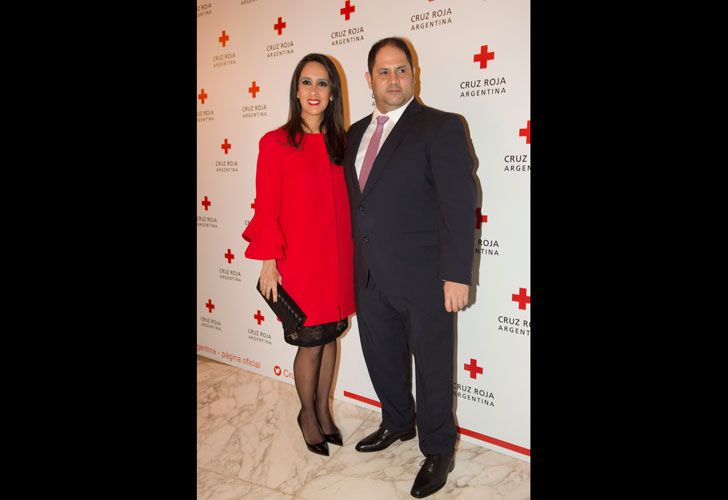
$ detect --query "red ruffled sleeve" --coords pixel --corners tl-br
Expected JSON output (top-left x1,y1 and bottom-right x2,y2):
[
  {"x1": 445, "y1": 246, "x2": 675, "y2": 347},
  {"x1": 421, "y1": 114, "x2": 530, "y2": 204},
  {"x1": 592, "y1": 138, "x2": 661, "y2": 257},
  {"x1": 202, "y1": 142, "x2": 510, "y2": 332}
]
[{"x1": 242, "y1": 131, "x2": 287, "y2": 260}]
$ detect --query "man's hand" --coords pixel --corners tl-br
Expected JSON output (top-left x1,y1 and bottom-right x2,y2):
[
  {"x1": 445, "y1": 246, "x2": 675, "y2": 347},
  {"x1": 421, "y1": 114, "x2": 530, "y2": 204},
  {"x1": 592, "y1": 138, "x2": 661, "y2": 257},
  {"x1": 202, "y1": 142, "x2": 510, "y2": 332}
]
[{"x1": 444, "y1": 281, "x2": 470, "y2": 312}]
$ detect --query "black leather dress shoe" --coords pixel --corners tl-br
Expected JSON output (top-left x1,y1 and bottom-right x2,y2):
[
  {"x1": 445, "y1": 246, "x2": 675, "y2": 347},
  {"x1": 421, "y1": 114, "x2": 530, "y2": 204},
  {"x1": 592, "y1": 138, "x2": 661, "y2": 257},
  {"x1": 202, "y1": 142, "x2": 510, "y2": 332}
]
[
  {"x1": 355, "y1": 426, "x2": 416, "y2": 452},
  {"x1": 297, "y1": 411, "x2": 329, "y2": 456},
  {"x1": 323, "y1": 428, "x2": 343, "y2": 446},
  {"x1": 410, "y1": 453, "x2": 455, "y2": 498}
]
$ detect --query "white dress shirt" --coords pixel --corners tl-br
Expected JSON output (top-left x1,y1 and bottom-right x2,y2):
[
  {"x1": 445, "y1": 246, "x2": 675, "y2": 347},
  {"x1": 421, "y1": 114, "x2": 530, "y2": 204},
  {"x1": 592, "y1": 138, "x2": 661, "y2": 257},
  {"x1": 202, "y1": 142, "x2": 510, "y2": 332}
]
[{"x1": 354, "y1": 96, "x2": 415, "y2": 178}]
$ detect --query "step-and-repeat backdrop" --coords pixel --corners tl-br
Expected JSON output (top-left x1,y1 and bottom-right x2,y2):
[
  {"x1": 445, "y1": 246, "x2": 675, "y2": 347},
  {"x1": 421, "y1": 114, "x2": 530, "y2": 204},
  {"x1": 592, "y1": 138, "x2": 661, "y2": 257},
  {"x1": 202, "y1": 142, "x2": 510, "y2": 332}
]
[{"x1": 197, "y1": 0, "x2": 530, "y2": 461}]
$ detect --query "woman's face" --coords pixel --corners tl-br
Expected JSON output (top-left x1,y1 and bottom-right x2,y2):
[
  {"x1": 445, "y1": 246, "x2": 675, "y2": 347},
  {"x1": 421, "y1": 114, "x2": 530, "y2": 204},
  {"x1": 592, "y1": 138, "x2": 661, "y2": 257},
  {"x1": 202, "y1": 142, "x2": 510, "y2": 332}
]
[{"x1": 297, "y1": 61, "x2": 332, "y2": 129}]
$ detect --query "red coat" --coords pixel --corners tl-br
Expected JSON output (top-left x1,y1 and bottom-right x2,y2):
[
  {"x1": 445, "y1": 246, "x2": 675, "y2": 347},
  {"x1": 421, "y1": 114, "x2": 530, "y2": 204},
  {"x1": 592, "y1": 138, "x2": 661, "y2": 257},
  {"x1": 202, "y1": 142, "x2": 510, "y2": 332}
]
[{"x1": 243, "y1": 128, "x2": 355, "y2": 326}]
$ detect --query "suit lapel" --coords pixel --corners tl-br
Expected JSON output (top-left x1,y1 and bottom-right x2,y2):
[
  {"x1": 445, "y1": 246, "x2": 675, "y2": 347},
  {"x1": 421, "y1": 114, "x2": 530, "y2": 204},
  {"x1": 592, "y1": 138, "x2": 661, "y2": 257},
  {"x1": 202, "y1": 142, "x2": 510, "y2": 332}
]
[
  {"x1": 361, "y1": 100, "x2": 422, "y2": 198},
  {"x1": 346, "y1": 117, "x2": 370, "y2": 196}
]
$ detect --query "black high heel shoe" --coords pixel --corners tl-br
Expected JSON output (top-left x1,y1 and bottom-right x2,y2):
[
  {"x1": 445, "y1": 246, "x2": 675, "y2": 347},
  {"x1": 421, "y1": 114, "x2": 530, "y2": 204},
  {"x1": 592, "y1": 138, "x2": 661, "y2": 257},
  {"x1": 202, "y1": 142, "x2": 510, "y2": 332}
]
[
  {"x1": 323, "y1": 428, "x2": 343, "y2": 447},
  {"x1": 297, "y1": 410, "x2": 329, "y2": 456},
  {"x1": 316, "y1": 406, "x2": 343, "y2": 445}
]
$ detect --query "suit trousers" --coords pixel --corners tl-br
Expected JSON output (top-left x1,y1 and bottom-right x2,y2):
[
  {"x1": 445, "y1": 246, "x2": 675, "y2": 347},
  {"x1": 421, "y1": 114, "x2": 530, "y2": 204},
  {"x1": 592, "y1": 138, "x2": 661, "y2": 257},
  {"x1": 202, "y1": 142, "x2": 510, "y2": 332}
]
[{"x1": 356, "y1": 277, "x2": 456, "y2": 456}]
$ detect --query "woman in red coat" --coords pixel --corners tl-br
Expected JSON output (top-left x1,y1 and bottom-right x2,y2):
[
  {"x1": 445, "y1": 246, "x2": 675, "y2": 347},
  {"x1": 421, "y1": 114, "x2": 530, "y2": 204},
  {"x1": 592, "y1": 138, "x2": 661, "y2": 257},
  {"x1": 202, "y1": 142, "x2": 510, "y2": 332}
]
[{"x1": 243, "y1": 53, "x2": 355, "y2": 457}]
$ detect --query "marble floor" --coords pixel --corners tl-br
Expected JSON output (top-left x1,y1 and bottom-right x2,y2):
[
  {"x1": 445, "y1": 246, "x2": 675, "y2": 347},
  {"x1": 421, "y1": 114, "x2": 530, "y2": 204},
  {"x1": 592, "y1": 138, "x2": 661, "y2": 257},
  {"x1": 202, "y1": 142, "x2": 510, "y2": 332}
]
[{"x1": 197, "y1": 356, "x2": 530, "y2": 499}]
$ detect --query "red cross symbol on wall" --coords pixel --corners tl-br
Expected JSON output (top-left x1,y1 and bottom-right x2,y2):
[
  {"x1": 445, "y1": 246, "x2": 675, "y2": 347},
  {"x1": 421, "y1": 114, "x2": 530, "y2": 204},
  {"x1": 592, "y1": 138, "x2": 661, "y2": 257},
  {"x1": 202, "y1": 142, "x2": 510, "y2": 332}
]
[
  {"x1": 476, "y1": 208, "x2": 488, "y2": 229},
  {"x1": 198, "y1": 89, "x2": 208, "y2": 104},
  {"x1": 248, "y1": 81, "x2": 260, "y2": 98},
  {"x1": 250, "y1": 199, "x2": 256, "y2": 209},
  {"x1": 218, "y1": 30, "x2": 229, "y2": 47},
  {"x1": 512, "y1": 288, "x2": 531, "y2": 310},
  {"x1": 202, "y1": 196, "x2": 211, "y2": 211},
  {"x1": 464, "y1": 358, "x2": 483, "y2": 379},
  {"x1": 254, "y1": 310, "x2": 265, "y2": 325},
  {"x1": 273, "y1": 17, "x2": 286, "y2": 35},
  {"x1": 519, "y1": 120, "x2": 531, "y2": 144},
  {"x1": 473, "y1": 45, "x2": 495, "y2": 69},
  {"x1": 340, "y1": 1, "x2": 356, "y2": 20},
  {"x1": 205, "y1": 299, "x2": 215, "y2": 313},
  {"x1": 221, "y1": 138, "x2": 231, "y2": 154},
  {"x1": 224, "y1": 249, "x2": 235, "y2": 264}
]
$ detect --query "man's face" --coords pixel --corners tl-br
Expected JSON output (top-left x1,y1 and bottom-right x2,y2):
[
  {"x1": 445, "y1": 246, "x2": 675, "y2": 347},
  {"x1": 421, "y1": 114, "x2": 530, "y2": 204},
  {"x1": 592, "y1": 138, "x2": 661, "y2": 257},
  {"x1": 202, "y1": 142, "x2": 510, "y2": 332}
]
[{"x1": 366, "y1": 45, "x2": 415, "y2": 113}]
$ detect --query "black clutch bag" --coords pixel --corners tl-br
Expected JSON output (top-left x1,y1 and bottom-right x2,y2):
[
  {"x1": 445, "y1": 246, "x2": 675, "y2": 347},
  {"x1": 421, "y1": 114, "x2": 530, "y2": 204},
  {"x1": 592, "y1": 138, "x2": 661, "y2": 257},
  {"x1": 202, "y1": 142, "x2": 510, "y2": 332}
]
[{"x1": 256, "y1": 278, "x2": 307, "y2": 333}]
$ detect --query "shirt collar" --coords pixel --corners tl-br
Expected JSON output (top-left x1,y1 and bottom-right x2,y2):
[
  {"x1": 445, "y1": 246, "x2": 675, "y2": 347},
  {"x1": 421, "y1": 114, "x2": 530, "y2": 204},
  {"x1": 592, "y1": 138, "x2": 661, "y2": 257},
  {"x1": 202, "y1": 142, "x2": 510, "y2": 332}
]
[{"x1": 372, "y1": 96, "x2": 415, "y2": 127}]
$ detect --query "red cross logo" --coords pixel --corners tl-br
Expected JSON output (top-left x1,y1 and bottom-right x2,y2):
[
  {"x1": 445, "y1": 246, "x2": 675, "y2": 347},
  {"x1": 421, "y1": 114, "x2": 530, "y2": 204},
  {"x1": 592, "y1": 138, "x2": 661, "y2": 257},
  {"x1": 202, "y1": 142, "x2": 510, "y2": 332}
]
[
  {"x1": 340, "y1": 1, "x2": 356, "y2": 20},
  {"x1": 512, "y1": 288, "x2": 531, "y2": 310},
  {"x1": 274, "y1": 365, "x2": 282, "y2": 376},
  {"x1": 254, "y1": 310, "x2": 265, "y2": 325},
  {"x1": 473, "y1": 44, "x2": 495, "y2": 69},
  {"x1": 250, "y1": 199, "x2": 256, "y2": 210},
  {"x1": 221, "y1": 138, "x2": 231, "y2": 154},
  {"x1": 198, "y1": 88, "x2": 208, "y2": 104},
  {"x1": 224, "y1": 249, "x2": 235, "y2": 264},
  {"x1": 205, "y1": 299, "x2": 215, "y2": 313},
  {"x1": 476, "y1": 208, "x2": 488, "y2": 229},
  {"x1": 202, "y1": 196, "x2": 211, "y2": 211},
  {"x1": 273, "y1": 16, "x2": 286, "y2": 35},
  {"x1": 218, "y1": 30, "x2": 229, "y2": 47},
  {"x1": 519, "y1": 120, "x2": 531, "y2": 144},
  {"x1": 464, "y1": 358, "x2": 483, "y2": 379},
  {"x1": 248, "y1": 81, "x2": 260, "y2": 98}
]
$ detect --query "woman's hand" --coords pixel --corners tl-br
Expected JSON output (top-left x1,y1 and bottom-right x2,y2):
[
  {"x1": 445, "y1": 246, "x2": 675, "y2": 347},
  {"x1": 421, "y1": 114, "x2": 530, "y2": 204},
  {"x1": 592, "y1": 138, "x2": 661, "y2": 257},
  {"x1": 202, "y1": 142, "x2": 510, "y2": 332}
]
[{"x1": 260, "y1": 259, "x2": 282, "y2": 302}]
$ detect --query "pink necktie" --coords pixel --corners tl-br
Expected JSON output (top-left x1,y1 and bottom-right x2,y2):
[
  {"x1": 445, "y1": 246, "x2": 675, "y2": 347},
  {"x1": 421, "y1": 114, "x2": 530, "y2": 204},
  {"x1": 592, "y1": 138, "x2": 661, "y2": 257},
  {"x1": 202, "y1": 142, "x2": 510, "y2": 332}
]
[{"x1": 359, "y1": 115, "x2": 389, "y2": 190}]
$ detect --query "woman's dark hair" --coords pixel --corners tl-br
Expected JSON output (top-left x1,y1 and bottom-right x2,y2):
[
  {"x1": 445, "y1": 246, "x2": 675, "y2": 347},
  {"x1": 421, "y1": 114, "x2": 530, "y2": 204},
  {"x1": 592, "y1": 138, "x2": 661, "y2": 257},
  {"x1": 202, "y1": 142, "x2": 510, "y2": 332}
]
[{"x1": 283, "y1": 53, "x2": 345, "y2": 165}]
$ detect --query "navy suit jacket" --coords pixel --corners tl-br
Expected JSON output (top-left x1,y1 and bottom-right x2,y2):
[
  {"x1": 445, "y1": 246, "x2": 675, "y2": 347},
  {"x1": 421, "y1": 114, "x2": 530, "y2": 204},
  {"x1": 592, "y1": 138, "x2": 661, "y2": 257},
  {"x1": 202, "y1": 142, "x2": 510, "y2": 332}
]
[{"x1": 344, "y1": 99, "x2": 476, "y2": 296}]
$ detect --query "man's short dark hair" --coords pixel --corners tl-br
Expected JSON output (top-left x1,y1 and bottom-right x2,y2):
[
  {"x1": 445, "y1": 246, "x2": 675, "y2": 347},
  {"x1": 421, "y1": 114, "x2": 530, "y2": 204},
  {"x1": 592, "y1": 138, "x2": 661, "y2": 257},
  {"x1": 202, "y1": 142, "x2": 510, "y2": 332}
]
[{"x1": 367, "y1": 37, "x2": 414, "y2": 74}]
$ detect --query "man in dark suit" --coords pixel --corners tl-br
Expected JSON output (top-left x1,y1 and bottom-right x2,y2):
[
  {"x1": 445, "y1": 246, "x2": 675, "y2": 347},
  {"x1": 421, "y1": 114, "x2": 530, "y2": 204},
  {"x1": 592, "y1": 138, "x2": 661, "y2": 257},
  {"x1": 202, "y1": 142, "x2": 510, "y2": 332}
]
[{"x1": 343, "y1": 37, "x2": 477, "y2": 498}]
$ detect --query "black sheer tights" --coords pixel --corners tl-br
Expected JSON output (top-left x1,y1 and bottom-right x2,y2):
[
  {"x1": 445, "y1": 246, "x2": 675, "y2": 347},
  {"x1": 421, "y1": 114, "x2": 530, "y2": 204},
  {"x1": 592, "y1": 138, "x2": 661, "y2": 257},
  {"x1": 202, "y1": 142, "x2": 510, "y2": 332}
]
[{"x1": 293, "y1": 340, "x2": 339, "y2": 444}]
